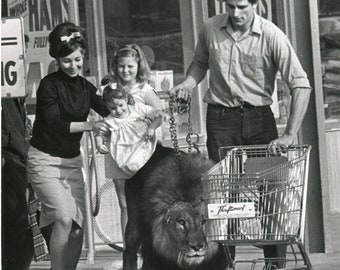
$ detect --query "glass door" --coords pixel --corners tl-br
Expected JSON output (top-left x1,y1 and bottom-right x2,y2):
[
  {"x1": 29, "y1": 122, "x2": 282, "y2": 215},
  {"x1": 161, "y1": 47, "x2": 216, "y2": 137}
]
[{"x1": 99, "y1": 0, "x2": 203, "y2": 146}]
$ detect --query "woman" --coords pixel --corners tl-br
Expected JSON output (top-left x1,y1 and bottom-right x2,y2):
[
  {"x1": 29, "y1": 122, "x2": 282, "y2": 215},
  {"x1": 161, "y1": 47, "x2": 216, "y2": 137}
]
[{"x1": 27, "y1": 22, "x2": 108, "y2": 270}]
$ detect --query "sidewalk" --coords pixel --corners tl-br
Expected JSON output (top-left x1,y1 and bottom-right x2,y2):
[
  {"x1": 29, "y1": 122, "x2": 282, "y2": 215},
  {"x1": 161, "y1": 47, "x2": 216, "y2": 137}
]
[{"x1": 30, "y1": 245, "x2": 340, "y2": 270}]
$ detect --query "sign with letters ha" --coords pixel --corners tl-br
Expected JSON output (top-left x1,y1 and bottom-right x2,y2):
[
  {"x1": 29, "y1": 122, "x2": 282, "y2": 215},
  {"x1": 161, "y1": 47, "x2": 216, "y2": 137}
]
[
  {"x1": 7, "y1": 0, "x2": 70, "y2": 113},
  {"x1": 1, "y1": 17, "x2": 27, "y2": 98}
]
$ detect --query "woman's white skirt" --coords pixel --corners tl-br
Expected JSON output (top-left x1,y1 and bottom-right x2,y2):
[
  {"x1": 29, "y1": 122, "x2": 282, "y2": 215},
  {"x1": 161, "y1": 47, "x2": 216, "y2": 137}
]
[{"x1": 27, "y1": 146, "x2": 85, "y2": 228}]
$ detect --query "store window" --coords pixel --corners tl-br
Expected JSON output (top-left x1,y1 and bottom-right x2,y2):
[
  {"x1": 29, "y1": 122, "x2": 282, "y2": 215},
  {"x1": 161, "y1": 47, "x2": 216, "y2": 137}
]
[
  {"x1": 99, "y1": 0, "x2": 196, "y2": 143},
  {"x1": 319, "y1": 0, "x2": 340, "y2": 121},
  {"x1": 102, "y1": 0, "x2": 184, "y2": 84}
]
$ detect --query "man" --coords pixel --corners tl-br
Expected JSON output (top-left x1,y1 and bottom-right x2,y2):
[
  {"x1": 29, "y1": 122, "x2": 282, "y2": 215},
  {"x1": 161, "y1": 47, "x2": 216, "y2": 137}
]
[
  {"x1": 1, "y1": 34, "x2": 34, "y2": 270},
  {"x1": 2, "y1": 97, "x2": 34, "y2": 270},
  {"x1": 171, "y1": 0, "x2": 311, "y2": 268}
]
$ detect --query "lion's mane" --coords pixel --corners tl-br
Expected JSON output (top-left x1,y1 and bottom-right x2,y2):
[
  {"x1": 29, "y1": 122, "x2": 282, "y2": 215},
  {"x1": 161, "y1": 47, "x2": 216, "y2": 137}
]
[{"x1": 135, "y1": 145, "x2": 228, "y2": 270}]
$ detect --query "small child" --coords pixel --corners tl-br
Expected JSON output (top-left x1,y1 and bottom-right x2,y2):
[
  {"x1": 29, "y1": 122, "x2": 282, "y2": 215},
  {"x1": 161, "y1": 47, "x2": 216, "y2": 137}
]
[
  {"x1": 95, "y1": 79, "x2": 162, "y2": 251},
  {"x1": 96, "y1": 80, "x2": 162, "y2": 178}
]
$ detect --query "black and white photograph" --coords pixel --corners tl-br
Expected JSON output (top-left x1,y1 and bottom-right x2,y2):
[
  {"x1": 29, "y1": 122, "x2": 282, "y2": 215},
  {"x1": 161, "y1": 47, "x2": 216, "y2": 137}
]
[{"x1": 1, "y1": 0, "x2": 340, "y2": 269}]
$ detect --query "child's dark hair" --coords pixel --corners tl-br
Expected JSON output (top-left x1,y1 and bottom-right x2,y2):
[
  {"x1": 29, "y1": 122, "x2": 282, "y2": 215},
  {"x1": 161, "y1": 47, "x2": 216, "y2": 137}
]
[
  {"x1": 48, "y1": 22, "x2": 87, "y2": 58},
  {"x1": 102, "y1": 80, "x2": 135, "y2": 106},
  {"x1": 111, "y1": 44, "x2": 150, "y2": 83},
  {"x1": 101, "y1": 74, "x2": 116, "y2": 86}
]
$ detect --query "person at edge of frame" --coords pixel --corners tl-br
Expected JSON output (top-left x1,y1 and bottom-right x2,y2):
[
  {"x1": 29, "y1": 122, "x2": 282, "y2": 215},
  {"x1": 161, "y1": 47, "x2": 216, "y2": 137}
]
[
  {"x1": 1, "y1": 33, "x2": 35, "y2": 270},
  {"x1": 2, "y1": 96, "x2": 35, "y2": 270},
  {"x1": 170, "y1": 0, "x2": 311, "y2": 269}
]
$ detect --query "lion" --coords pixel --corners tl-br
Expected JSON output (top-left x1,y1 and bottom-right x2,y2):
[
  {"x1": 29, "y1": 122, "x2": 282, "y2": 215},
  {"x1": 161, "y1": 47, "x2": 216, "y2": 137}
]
[{"x1": 127, "y1": 145, "x2": 229, "y2": 270}]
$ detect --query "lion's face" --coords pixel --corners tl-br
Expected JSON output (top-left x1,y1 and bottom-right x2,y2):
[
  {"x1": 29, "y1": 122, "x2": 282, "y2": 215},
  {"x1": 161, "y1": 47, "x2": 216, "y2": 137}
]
[{"x1": 152, "y1": 201, "x2": 219, "y2": 269}]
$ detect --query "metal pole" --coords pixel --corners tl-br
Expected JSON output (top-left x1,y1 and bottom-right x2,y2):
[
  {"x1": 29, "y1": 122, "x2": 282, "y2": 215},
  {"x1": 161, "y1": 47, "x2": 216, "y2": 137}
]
[{"x1": 81, "y1": 133, "x2": 95, "y2": 264}]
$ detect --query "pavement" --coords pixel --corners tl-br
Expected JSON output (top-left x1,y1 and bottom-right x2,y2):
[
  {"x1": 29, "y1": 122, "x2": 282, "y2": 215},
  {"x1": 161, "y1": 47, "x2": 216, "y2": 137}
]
[{"x1": 29, "y1": 245, "x2": 340, "y2": 270}]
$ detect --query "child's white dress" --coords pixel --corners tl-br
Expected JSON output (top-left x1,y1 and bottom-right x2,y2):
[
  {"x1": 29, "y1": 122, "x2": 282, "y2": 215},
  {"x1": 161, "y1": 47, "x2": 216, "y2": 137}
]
[{"x1": 104, "y1": 103, "x2": 159, "y2": 178}]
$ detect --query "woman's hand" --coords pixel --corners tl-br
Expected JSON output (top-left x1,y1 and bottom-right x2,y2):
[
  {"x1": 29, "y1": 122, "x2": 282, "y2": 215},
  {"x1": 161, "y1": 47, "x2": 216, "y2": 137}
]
[{"x1": 92, "y1": 121, "x2": 110, "y2": 136}]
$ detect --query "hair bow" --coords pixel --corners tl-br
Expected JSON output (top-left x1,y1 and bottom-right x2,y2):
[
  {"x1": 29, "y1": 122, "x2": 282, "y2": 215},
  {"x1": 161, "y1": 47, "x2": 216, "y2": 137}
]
[
  {"x1": 109, "y1": 82, "x2": 117, "y2": 89},
  {"x1": 97, "y1": 82, "x2": 117, "y2": 96},
  {"x1": 60, "y1": 32, "x2": 81, "y2": 43}
]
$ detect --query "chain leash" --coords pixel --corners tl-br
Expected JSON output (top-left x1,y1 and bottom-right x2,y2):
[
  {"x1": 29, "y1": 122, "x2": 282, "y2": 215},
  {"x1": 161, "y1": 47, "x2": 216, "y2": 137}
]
[
  {"x1": 169, "y1": 95, "x2": 180, "y2": 157},
  {"x1": 168, "y1": 95, "x2": 200, "y2": 156},
  {"x1": 185, "y1": 97, "x2": 200, "y2": 154},
  {"x1": 186, "y1": 97, "x2": 192, "y2": 153}
]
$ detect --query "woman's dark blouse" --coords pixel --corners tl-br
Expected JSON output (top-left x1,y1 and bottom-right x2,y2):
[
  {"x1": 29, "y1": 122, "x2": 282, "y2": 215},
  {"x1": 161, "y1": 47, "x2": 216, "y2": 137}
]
[{"x1": 30, "y1": 69, "x2": 109, "y2": 158}]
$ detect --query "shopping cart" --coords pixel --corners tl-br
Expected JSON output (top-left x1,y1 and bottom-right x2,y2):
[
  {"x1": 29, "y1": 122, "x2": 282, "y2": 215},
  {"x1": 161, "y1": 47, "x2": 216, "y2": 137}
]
[{"x1": 201, "y1": 145, "x2": 312, "y2": 270}]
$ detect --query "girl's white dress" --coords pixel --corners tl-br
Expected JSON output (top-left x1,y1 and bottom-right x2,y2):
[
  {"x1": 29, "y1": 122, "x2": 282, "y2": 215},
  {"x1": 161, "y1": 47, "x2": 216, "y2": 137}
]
[
  {"x1": 127, "y1": 82, "x2": 156, "y2": 105},
  {"x1": 104, "y1": 102, "x2": 159, "y2": 178}
]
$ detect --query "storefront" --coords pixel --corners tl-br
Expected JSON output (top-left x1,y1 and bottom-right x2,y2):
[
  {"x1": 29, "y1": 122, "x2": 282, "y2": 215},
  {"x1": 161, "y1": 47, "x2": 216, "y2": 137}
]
[
  {"x1": 2, "y1": 0, "x2": 340, "y2": 254},
  {"x1": 317, "y1": 0, "x2": 340, "y2": 253}
]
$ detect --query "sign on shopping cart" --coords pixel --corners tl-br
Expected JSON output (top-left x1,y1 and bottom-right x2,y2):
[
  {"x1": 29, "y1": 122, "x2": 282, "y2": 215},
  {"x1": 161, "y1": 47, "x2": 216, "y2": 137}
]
[{"x1": 208, "y1": 202, "x2": 256, "y2": 219}]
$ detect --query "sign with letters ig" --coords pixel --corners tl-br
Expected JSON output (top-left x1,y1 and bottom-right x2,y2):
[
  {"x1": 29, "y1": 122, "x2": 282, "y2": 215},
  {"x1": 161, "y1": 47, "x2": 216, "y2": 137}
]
[{"x1": 1, "y1": 17, "x2": 27, "y2": 98}]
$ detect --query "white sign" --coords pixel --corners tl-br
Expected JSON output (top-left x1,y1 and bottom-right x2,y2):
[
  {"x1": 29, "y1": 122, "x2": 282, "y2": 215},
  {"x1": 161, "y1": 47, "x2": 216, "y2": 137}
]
[
  {"x1": 207, "y1": 202, "x2": 256, "y2": 219},
  {"x1": 7, "y1": 0, "x2": 69, "y2": 112},
  {"x1": 150, "y1": 70, "x2": 173, "y2": 93},
  {"x1": 1, "y1": 17, "x2": 27, "y2": 98}
]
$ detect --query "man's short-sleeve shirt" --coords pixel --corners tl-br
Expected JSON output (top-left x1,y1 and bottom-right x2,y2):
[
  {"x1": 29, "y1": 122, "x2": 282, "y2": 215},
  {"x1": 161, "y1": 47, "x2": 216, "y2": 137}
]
[{"x1": 193, "y1": 12, "x2": 311, "y2": 107}]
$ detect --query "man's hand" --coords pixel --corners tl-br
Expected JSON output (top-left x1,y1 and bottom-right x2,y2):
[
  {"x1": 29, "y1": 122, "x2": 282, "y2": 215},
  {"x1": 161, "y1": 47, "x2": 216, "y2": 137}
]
[
  {"x1": 170, "y1": 83, "x2": 193, "y2": 101},
  {"x1": 169, "y1": 62, "x2": 205, "y2": 101},
  {"x1": 268, "y1": 133, "x2": 296, "y2": 154},
  {"x1": 269, "y1": 88, "x2": 311, "y2": 154}
]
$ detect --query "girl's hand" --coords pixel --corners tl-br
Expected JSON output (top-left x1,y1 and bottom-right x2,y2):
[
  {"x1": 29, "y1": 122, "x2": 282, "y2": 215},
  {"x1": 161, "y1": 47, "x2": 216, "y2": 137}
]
[
  {"x1": 144, "y1": 117, "x2": 152, "y2": 125},
  {"x1": 98, "y1": 144, "x2": 109, "y2": 154},
  {"x1": 145, "y1": 128, "x2": 155, "y2": 141}
]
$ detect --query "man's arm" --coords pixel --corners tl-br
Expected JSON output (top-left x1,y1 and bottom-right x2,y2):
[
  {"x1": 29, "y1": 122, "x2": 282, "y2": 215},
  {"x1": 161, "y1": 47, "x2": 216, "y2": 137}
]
[
  {"x1": 270, "y1": 87, "x2": 311, "y2": 151},
  {"x1": 170, "y1": 61, "x2": 208, "y2": 100},
  {"x1": 285, "y1": 88, "x2": 311, "y2": 136}
]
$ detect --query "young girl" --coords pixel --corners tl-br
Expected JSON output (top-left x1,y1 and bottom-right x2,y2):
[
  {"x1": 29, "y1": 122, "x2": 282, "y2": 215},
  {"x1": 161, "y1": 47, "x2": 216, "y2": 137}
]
[
  {"x1": 111, "y1": 43, "x2": 162, "y2": 111},
  {"x1": 97, "y1": 77, "x2": 162, "y2": 255},
  {"x1": 27, "y1": 22, "x2": 109, "y2": 270},
  {"x1": 103, "y1": 44, "x2": 163, "y2": 256},
  {"x1": 96, "y1": 81, "x2": 162, "y2": 177}
]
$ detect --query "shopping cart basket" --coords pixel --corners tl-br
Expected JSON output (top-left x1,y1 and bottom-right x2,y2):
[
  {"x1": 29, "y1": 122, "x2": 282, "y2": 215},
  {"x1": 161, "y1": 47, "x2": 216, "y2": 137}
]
[{"x1": 201, "y1": 145, "x2": 312, "y2": 270}]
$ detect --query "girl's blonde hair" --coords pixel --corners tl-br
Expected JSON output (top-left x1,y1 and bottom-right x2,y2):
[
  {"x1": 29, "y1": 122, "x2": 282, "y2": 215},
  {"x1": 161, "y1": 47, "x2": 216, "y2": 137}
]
[{"x1": 111, "y1": 44, "x2": 150, "y2": 84}]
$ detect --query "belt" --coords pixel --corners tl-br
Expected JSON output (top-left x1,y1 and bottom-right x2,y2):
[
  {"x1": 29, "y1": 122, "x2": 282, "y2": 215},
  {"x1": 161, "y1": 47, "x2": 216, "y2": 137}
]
[{"x1": 209, "y1": 102, "x2": 268, "y2": 111}]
